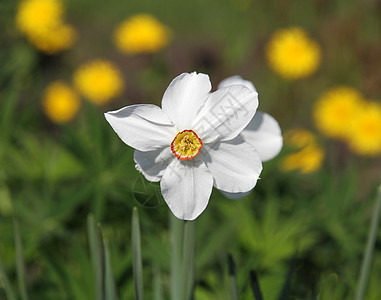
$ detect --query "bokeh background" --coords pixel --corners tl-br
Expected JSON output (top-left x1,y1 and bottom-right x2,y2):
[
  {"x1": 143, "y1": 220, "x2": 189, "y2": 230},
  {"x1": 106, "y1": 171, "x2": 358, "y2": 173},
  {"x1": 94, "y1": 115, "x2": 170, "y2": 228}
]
[{"x1": 1, "y1": 0, "x2": 381, "y2": 299}]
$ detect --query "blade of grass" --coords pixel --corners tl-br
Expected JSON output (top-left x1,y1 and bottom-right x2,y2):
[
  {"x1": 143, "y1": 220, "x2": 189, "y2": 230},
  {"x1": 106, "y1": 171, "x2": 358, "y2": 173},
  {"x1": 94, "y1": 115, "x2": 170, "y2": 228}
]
[
  {"x1": 228, "y1": 254, "x2": 238, "y2": 300},
  {"x1": 182, "y1": 220, "x2": 195, "y2": 300},
  {"x1": 132, "y1": 207, "x2": 144, "y2": 300},
  {"x1": 250, "y1": 270, "x2": 263, "y2": 300},
  {"x1": 0, "y1": 254, "x2": 16, "y2": 300},
  {"x1": 153, "y1": 265, "x2": 163, "y2": 300},
  {"x1": 355, "y1": 185, "x2": 381, "y2": 300},
  {"x1": 170, "y1": 213, "x2": 183, "y2": 300},
  {"x1": 277, "y1": 254, "x2": 297, "y2": 300},
  {"x1": 104, "y1": 240, "x2": 117, "y2": 300},
  {"x1": 87, "y1": 214, "x2": 103, "y2": 300},
  {"x1": 13, "y1": 218, "x2": 29, "y2": 300}
]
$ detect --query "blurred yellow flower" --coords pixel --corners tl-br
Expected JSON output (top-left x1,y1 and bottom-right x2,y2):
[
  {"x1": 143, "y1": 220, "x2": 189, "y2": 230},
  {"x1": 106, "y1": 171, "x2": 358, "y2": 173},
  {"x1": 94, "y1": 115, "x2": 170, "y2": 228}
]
[
  {"x1": 16, "y1": 0, "x2": 63, "y2": 35},
  {"x1": 43, "y1": 81, "x2": 80, "y2": 123},
  {"x1": 16, "y1": 0, "x2": 77, "y2": 54},
  {"x1": 347, "y1": 101, "x2": 381, "y2": 156},
  {"x1": 266, "y1": 27, "x2": 321, "y2": 79},
  {"x1": 281, "y1": 129, "x2": 324, "y2": 174},
  {"x1": 285, "y1": 129, "x2": 316, "y2": 149},
  {"x1": 73, "y1": 60, "x2": 124, "y2": 105},
  {"x1": 114, "y1": 14, "x2": 170, "y2": 55},
  {"x1": 28, "y1": 24, "x2": 77, "y2": 54},
  {"x1": 314, "y1": 86, "x2": 363, "y2": 139}
]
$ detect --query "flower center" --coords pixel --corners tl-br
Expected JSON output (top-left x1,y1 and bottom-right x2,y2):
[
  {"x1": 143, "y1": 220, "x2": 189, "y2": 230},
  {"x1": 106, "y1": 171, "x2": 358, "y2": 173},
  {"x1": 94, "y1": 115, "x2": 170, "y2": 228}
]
[{"x1": 171, "y1": 130, "x2": 203, "y2": 160}]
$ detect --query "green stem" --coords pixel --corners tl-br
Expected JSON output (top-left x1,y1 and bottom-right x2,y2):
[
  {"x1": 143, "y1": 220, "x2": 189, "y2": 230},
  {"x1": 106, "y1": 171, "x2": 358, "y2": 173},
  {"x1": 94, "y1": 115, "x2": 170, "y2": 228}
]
[
  {"x1": 182, "y1": 221, "x2": 195, "y2": 300},
  {"x1": 170, "y1": 215, "x2": 196, "y2": 300},
  {"x1": 170, "y1": 214, "x2": 183, "y2": 300},
  {"x1": 355, "y1": 185, "x2": 381, "y2": 300}
]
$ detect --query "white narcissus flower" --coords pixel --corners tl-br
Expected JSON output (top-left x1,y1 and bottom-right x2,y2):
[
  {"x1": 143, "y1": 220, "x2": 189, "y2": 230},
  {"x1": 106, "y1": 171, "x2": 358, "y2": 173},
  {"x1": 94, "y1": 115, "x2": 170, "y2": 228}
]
[
  {"x1": 218, "y1": 75, "x2": 283, "y2": 199},
  {"x1": 105, "y1": 72, "x2": 272, "y2": 220}
]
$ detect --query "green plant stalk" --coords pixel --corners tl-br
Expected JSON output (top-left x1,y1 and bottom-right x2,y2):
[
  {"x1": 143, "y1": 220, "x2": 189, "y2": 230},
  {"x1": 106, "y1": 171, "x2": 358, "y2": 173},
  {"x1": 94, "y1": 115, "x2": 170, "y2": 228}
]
[
  {"x1": 0, "y1": 254, "x2": 16, "y2": 300},
  {"x1": 170, "y1": 213, "x2": 183, "y2": 300},
  {"x1": 87, "y1": 215, "x2": 103, "y2": 300},
  {"x1": 355, "y1": 185, "x2": 381, "y2": 300},
  {"x1": 132, "y1": 207, "x2": 144, "y2": 300},
  {"x1": 182, "y1": 221, "x2": 195, "y2": 300},
  {"x1": 13, "y1": 218, "x2": 29, "y2": 300}
]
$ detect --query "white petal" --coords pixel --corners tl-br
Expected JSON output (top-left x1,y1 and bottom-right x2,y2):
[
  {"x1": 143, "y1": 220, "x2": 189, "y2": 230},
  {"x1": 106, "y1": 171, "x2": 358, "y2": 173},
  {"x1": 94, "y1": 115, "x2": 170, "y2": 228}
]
[
  {"x1": 240, "y1": 111, "x2": 283, "y2": 162},
  {"x1": 192, "y1": 85, "x2": 258, "y2": 143},
  {"x1": 134, "y1": 148, "x2": 174, "y2": 182},
  {"x1": 203, "y1": 136, "x2": 262, "y2": 193},
  {"x1": 218, "y1": 75, "x2": 256, "y2": 92},
  {"x1": 161, "y1": 72, "x2": 212, "y2": 130},
  {"x1": 105, "y1": 104, "x2": 177, "y2": 152},
  {"x1": 160, "y1": 159, "x2": 213, "y2": 220}
]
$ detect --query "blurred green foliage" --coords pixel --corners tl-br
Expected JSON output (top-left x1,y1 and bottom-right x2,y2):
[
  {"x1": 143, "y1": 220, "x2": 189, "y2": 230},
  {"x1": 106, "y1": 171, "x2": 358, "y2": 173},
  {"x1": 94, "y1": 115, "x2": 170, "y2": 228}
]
[{"x1": 1, "y1": 0, "x2": 381, "y2": 299}]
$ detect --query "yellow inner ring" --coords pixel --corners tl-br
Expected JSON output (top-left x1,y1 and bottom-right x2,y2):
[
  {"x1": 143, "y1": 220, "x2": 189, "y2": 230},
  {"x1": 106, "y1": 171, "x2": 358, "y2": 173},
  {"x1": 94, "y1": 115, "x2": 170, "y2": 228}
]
[{"x1": 172, "y1": 130, "x2": 202, "y2": 159}]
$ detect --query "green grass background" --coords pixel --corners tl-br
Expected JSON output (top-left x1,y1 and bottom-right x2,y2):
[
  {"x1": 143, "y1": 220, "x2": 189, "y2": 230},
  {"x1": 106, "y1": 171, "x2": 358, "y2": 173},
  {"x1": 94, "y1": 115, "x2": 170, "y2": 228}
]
[{"x1": 1, "y1": 0, "x2": 381, "y2": 299}]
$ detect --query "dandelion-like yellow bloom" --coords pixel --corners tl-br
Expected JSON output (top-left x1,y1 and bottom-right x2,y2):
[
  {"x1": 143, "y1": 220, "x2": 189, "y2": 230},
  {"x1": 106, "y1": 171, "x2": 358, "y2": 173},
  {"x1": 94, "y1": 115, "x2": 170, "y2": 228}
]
[
  {"x1": 266, "y1": 27, "x2": 321, "y2": 79},
  {"x1": 16, "y1": 0, "x2": 77, "y2": 54},
  {"x1": 114, "y1": 14, "x2": 170, "y2": 55},
  {"x1": 285, "y1": 129, "x2": 316, "y2": 149},
  {"x1": 314, "y1": 86, "x2": 364, "y2": 139},
  {"x1": 16, "y1": 0, "x2": 63, "y2": 35},
  {"x1": 347, "y1": 102, "x2": 381, "y2": 156},
  {"x1": 282, "y1": 145, "x2": 324, "y2": 174},
  {"x1": 281, "y1": 129, "x2": 324, "y2": 174},
  {"x1": 43, "y1": 81, "x2": 80, "y2": 123},
  {"x1": 28, "y1": 24, "x2": 77, "y2": 54},
  {"x1": 73, "y1": 60, "x2": 124, "y2": 105}
]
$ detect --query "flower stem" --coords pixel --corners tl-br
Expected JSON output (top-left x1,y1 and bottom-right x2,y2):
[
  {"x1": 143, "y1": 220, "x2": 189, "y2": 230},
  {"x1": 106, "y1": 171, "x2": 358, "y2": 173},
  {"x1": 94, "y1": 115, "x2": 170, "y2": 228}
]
[
  {"x1": 355, "y1": 185, "x2": 381, "y2": 300},
  {"x1": 170, "y1": 214, "x2": 183, "y2": 300},
  {"x1": 182, "y1": 221, "x2": 195, "y2": 300},
  {"x1": 170, "y1": 215, "x2": 195, "y2": 300}
]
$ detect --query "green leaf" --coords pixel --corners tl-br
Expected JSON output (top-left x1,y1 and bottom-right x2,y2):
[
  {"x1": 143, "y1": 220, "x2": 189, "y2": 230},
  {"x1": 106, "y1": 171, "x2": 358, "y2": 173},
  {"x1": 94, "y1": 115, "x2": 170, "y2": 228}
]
[
  {"x1": 0, "y1": 254, "x2": 16, "y2": 300},
  {"x1": 104, "y1": 240, "x2": 117, "y2": 300},
  {"x1": 14, "y1": 218, "x2": 29, "y2": 300},
  {"x1": 355, "y1": 185, "x2": 381, "y2": 300},
  {"x1": 132, "y1": 207, "x2": 144, "y2": 300},
  {"x1": 87, "y1": 214, "x2": 103, "y2": 300}
]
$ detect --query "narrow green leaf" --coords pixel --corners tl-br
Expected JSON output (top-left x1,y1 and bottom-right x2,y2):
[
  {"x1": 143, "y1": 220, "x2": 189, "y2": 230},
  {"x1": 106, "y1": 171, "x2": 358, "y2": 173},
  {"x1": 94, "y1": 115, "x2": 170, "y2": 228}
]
[
  {"x1": 0, "y1": 254, "x2": 16, "y2": 300},
  {"x1": 87, "y1": 214, "x2": 103, "y2": 300},
  {"x1": 355, "y1": 185, "x2": 381, "y2": 300},
  {"x1": 170, "y1": 213, "x2": 183, "y2": 300},
  {"x1": 182, "y1": 220, "x2": 195, "y2": 300},
  {"x1": 250, "y1": 270, "x2": 263, "y2": 300},
  {"x1": 104, "y1": 240, "x2": 117, "y2": 300},
  {"x1": 228, "y1": 254, "x2": 238, "y2": 300},
  {"x1": 132, "y1": 207, "x2": 144, "y2": 300},
  {"x1": 153, "y1": 265, "x2": 163, "y2": 300},
  {"x1": 13, "y1": 218, "x2": 29, "y2": 300}
]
